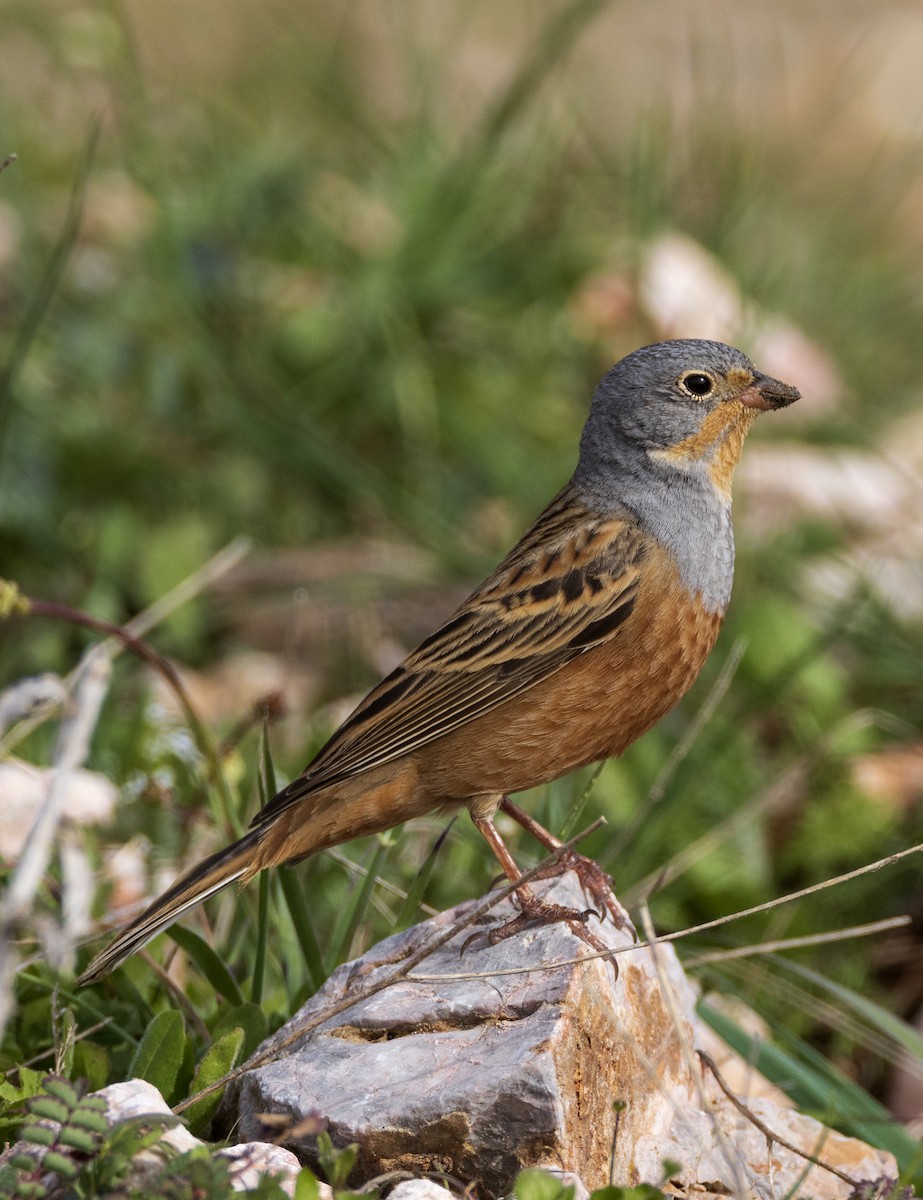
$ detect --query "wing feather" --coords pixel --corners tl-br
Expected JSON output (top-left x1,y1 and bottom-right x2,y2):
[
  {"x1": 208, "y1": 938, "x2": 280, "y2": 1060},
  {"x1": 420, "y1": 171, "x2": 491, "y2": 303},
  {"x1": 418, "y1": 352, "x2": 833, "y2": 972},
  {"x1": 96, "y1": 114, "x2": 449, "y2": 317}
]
[{"x1": 255, "y1": 487, "x2": 645, "y2": 824}]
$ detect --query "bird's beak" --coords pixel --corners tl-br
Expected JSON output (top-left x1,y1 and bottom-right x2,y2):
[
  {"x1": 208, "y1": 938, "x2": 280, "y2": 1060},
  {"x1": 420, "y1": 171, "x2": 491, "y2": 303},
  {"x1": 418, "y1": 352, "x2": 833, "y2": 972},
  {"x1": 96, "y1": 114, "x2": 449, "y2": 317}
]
[{"x1": 739, "y1": 370, "x2": 801, "y2": 411}]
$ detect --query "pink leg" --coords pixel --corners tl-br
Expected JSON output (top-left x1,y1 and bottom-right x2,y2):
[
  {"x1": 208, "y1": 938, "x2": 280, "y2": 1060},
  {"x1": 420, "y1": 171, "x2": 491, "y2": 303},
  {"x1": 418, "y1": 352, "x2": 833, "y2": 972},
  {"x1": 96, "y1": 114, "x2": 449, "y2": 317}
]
[
  {"x1": 470, "y1": 811, "x2": 610, "y2": 955},
  {"x1": 499, "y1": 796, "x2": 632, "y2": 932}
]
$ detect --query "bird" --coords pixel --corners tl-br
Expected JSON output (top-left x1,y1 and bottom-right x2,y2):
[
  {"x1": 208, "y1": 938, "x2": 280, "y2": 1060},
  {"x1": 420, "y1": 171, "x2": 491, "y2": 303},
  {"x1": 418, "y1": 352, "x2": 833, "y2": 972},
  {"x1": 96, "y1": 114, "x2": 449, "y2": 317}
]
[{"x1": 77, "y1": 339, "x2": 799, "y2": 986}]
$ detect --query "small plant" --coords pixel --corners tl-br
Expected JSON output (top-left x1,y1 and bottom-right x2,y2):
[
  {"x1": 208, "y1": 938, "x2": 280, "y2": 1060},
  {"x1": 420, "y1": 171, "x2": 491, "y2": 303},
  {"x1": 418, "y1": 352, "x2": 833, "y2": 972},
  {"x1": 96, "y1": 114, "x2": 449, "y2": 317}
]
[{"x1": 0, "y1": 1073, "x2": 178, "y2": 1198}]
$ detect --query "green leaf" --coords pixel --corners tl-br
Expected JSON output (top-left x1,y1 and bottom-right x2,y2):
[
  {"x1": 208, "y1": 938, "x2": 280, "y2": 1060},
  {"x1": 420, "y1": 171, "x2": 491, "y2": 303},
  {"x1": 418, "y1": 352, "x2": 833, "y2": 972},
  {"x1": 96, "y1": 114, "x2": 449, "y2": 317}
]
[
  {"x1": 0, "y1": 1066, "x2": 46, "y2": 1106},
  {"x1": 36, "y1": 1076, "x2": 78, "y2": 1105},
  {"x1": 21, "y1": 1123, "x2": 55, "y2": 1147},
  {"x1": 127, "y1": 1009, "x2": 186, "y2": 1100},
  {"x1": 38, "y1": 1149, "x2": 78, "y2": 1178},
  {"x1": 182, "y1": 1026, "x2": 245, "y2": 1136},
  {"x1": 395, "y1": 820, "x2": 454, "y2": 929},
  {"x1": 780, "y1": 959, "x2": 923, "y2": 1060},
  {"x1": 28, "y1": 1096, "x2": 70, "y2": 1124},
  {"x1": 326, "y1": 837, "x2": 391, "y2": 971},
  {"x1": 252, "y1": 869, "x2": 270, "y2": 1004},
  {"x1": 56, "y1": 1125, "x2": 99, "y2": 1153},
  {"x1": 278, "y1": 866, "x2": 326, "y2": 993},
  {"x1": 294, "y1": 1168, "x2": 322, "y2": 1200},
  {"x1": 166, "y1": 925, "x2": 245, "y2": 1005},
  {"x1": 515, "y1": 1168, "x2": 574, "y2": 1200},
  {"x1": 211, "y1": 1002, "x2": 269, "y2": 1060},
  {"x1": 316, "y1": 1131, "x2": 358, "y2": 1190},
  {"x1": 72, "y1": 1041, "x2": 111, "y2": 1093}
]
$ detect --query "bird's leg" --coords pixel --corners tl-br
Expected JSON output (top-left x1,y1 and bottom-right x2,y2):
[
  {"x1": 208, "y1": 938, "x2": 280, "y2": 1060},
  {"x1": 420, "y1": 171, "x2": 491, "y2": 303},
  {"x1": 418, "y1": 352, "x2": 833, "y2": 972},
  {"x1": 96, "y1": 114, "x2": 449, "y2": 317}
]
[
  {"x1": 499, "y1": 796, "x2": 632, "y2": 933},
  {"x1": 469, "y1": 812, "x2": 608, "y2": 953}
]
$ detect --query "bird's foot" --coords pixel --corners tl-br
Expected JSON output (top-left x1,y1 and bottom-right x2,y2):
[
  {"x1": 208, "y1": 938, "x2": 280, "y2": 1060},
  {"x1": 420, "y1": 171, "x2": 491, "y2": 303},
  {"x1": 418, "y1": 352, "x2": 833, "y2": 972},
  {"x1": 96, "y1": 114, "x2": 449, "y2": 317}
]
[
  {"x1": 462, "y1": 884, "x2": 613, "y2": 963},
  {"x1": 533, "y1": 848, "x2": 635, "y2": 937}
]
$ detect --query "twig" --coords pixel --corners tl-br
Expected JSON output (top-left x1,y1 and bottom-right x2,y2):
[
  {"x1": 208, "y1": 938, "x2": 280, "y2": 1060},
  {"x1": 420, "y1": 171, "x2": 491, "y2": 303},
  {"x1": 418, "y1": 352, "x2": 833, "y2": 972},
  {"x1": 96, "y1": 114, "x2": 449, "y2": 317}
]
[
  {"x1": 111, "y1": 536, "x2": 251, "y2": 646},
  {"x1": 0, "y1": 653, "x2": 111, "y2": 1038},
  {"x1": 0, "y1": 537, "x2": 250, "y2": 757},
  {"x1": 407, "y1": 842, "x2": 923, "y2": 982},
  {"x1": 0, "y1": 540, "x2": 252, "y2": 1038},
  {"x1": 683, "y1": 916, "x2": 911, "y2": 968},
  {"x1": 173, "y1": 820, "x2": 606, "y2": 1114},
  {"x1": 698, "y1": 1049, "x2": 858, "y2": 1187}
]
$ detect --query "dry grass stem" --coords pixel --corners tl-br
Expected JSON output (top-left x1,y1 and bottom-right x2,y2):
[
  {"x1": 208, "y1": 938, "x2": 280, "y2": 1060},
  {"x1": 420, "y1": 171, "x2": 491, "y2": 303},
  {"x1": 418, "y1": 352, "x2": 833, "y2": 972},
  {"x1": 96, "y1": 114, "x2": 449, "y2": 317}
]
[
  {"x1": 408, "y1": 842, "x2": 923, "y2": 982},
  {"x1": 684, "y1": 915, "x2": 910, "y2": 968},
  {"x1": 698, "y1": 1049, "x2": 858, "y2": 1187}
]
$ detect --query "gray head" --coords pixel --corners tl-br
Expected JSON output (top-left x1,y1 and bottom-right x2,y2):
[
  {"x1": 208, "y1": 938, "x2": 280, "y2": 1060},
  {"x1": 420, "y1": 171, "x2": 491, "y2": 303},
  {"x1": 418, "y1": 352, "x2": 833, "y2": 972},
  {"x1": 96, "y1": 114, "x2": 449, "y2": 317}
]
[
  {"x1": 574, "y1": 339, "x2": 799, "y2": 501},
  {"x1": 572, "y1": 339, "x2": 800, "y2": 612}
]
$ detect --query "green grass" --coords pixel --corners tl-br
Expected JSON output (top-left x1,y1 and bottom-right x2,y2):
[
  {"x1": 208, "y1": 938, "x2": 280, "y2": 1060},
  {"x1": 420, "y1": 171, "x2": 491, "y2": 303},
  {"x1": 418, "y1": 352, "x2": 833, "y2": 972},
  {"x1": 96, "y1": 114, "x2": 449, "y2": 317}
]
[{"x1": 2, "y1": 1, "x2": 923, "y2": 1194}]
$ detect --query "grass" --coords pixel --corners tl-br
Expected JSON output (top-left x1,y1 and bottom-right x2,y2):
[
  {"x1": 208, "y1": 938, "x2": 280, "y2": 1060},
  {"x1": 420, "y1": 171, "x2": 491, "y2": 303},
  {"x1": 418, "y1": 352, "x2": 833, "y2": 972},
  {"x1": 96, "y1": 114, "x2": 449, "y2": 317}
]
[{"x1": 2, "y1": 0, "x2": 923, "y2": 1194}]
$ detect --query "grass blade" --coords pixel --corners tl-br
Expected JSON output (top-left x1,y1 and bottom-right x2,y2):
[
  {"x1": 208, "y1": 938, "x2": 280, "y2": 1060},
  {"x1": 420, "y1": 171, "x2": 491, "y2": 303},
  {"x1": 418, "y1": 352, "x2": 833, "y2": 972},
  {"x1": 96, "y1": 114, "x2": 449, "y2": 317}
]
[
  {"x1": 326, "y1": 838, "x2": 391, "y2": 972},
  {"x1": 166, "y1": 925, "x2": 245, "y2": 1007},
  {"x1": 278, "y1": 865, "x2": 326, "y2": 994}
]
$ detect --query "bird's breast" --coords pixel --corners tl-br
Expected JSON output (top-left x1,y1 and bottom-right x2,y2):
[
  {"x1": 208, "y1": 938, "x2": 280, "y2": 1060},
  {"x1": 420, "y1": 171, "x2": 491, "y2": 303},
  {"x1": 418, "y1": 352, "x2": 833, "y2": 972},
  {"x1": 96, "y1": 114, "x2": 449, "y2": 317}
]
[{"x1": 423, "y1": 545, "x2": 724, "y2": 799}]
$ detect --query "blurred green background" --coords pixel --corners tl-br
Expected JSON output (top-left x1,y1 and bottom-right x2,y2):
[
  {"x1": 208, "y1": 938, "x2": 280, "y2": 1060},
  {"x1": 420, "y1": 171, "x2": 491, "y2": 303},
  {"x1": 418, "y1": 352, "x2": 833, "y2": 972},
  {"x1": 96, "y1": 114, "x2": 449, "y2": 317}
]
[{"x1": 3, "y1": 0, "x2": 923, "y2": 1153}]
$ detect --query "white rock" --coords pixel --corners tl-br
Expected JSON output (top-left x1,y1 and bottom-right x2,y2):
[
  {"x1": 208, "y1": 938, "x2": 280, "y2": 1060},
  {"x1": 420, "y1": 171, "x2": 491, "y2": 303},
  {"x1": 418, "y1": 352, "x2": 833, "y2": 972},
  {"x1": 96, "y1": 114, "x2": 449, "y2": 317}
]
[
  {"x1": 388, "y1": 1181, "x2": 457, "y2": 1200},
  {"x1": 96, "y1": 1080, "x2": 317, "y2": 1194},
  {"x1": 96, "y1": 1079, "x2": 199, "y2": 1157},
  {"x1": 217, "y1": 1141, "x2": 309, "y2": 1196}
]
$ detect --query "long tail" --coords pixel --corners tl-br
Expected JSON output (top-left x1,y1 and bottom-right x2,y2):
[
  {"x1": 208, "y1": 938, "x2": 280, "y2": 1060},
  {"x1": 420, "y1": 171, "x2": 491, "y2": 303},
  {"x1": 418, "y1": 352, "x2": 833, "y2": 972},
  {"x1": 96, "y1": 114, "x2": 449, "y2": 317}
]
[{"x1": 76, "y1": 827, "x2": 263, "y2": 987}]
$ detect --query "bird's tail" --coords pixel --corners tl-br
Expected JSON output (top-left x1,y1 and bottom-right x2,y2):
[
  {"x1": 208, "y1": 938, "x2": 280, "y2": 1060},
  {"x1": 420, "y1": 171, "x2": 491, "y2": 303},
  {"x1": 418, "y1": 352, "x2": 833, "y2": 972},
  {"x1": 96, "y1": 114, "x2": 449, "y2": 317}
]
[{"x1": 76, "y1": 827, "x2": 263, "y2": 987}]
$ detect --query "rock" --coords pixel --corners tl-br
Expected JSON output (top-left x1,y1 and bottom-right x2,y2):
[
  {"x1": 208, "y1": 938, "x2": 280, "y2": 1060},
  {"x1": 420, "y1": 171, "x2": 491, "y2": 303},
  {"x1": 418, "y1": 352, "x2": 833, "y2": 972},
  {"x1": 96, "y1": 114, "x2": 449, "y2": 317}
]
[
  {"x1": 216, "y1": 1141, "x2": 308, "y2": 1197},
  {"x1": 96, "y1": 1079, "x2": 308, "y2": 1195},
  {"x1": 224, "y1": 871, "x2": 897, "y2": 1198},
  {"x1": 387, "y1": 1181, "x2": 458, "y2": 1200}
]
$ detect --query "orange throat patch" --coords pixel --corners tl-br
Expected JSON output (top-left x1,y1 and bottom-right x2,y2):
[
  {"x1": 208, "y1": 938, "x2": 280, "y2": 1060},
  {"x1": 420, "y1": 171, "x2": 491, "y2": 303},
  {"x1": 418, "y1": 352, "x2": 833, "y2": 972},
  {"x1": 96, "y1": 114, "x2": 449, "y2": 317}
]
[{"x1": 651, "y1": 401, "x2": 758, "y2": 496}]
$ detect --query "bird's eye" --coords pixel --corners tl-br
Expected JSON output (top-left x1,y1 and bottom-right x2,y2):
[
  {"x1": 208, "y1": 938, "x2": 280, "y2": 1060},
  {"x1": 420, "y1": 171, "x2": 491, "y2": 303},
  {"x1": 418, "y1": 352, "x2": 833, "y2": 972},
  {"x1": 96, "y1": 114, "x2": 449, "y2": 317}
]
[{"x1": 679, "y1": 372, "x2": 715, "y2": 397}]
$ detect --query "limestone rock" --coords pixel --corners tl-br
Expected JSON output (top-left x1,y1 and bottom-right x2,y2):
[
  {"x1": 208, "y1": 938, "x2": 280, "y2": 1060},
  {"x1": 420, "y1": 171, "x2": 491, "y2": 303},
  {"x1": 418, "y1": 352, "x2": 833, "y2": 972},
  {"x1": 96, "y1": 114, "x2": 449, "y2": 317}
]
[
  {"x1": 387, "y1": 1181, "x2": 457, "y2": 1200},
  {"x1": 225, "y1": 872, "x2": 897, "y2": 1199},
  {"x1": 96, "y1": 1079, "x2": 307, "y2": 1195}
]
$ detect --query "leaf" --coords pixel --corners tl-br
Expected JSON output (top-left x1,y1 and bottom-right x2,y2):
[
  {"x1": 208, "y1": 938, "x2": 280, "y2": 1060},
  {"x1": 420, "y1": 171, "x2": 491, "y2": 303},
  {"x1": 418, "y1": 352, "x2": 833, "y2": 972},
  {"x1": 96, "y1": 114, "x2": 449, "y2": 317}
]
[
  {"x1": 515, "y1": 1168, "x2": 574, "y2": 1200},
  {"x1": 316, "y1": 1131, "x2": 358, "y2": 1190},
  {"x1": 278, "y1": 865, "x2": 326, "y2": 993},
  {"x1": 166, "y1": 925, "x2": 245, "y2": 1006},
  {"x1": 780, "y1": 959, "x2": 923, "y2": 1060},
  {"x1": 127, "y1": 1009, "x2": 186, "y2": 1100},
  {"x1": 294, "y1": 1168, "x2": 322, "y2": 1200},
  {"x1": 395, "y1": 819, "x2": 454, "y2": 929},
  {"x1": 72, "y1": 1041, "x2": 111, "y2": 1093},
  {"x1": 29, "y1": 1096, "x2": 70, "y2": 1124},
  {"x1": 252, "y1": 869, "x2": 270, "y2": 1004},
  {"x1": 182, "y1": 1026, "x2": 245, "y2": 1136},
  {"x1": 326, "y1": 837, "x2": 391, "y2": 971},
  {"x1": 211, "y1": 1002, "x2": 269, "y2": 1060}
]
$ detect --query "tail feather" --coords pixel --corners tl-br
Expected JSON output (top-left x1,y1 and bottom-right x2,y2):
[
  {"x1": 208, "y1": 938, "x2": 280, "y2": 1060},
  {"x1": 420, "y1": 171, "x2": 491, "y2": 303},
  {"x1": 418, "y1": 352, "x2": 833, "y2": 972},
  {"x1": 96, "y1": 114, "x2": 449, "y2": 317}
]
[{"x1": 76, "y1": 828, "x2": 263, "y2": 987}]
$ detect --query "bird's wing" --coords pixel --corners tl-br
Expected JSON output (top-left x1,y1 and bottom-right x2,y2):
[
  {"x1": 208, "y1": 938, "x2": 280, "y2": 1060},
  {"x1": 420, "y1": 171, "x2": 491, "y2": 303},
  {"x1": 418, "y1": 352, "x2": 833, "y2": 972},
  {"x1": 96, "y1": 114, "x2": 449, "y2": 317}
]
[{"x1": 255, "y1": 487, "x2": 646, "y2": 824}]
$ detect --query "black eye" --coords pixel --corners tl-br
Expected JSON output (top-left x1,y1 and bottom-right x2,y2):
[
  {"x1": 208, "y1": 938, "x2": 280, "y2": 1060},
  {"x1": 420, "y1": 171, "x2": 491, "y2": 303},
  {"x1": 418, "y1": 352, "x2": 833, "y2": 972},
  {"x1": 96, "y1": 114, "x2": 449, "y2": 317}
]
[{"x1": 680, "y1": 372, "x2": 714, "y2": 396}]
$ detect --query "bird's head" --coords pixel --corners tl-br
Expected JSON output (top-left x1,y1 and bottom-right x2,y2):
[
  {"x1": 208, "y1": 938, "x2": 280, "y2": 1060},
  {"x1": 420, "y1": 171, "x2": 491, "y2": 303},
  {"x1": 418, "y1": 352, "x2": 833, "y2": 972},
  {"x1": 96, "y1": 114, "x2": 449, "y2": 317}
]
[{"x1": 579, "y1": 339, "x2": 800, "y2": 498}]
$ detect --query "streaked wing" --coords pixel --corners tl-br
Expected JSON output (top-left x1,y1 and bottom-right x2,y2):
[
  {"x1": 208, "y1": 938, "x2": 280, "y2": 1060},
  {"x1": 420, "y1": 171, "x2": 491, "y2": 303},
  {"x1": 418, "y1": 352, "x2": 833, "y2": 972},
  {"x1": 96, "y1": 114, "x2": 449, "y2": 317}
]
[{"x1": 255, "y1": 486, "x2": 645, "y2": 824}]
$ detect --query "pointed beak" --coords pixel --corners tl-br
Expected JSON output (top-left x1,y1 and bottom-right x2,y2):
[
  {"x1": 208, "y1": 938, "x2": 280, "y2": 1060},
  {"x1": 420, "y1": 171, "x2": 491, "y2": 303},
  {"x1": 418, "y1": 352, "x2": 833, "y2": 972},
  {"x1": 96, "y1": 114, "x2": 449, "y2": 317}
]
[{"x1": 739, "y1": 370, "x2": 801, "y2": 411}]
